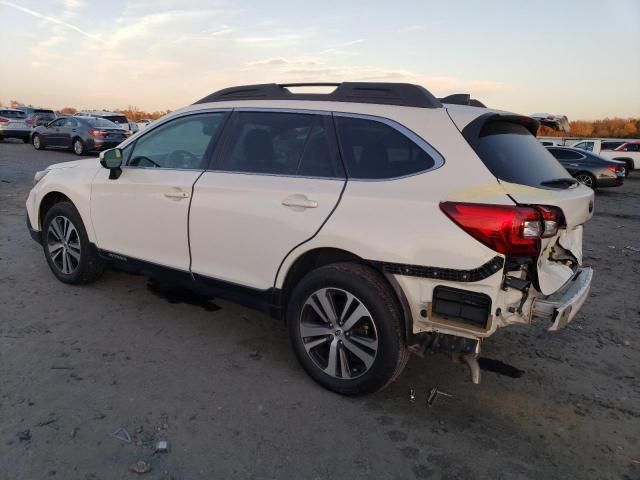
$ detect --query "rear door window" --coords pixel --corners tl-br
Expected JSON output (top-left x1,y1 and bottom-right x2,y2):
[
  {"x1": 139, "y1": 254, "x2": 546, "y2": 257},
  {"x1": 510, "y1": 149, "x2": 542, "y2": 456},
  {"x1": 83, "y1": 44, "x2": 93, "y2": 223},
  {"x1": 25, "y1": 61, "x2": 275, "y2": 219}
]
[
  {"x1": 472, "y1": 121, "x2": 570, "y2": 188},
  {"x1": 573, "y1": 141, "x2": 594, "y2": 152},
  {"x1": 335, "y1": 116, "x2": 437, "y2": 179}
]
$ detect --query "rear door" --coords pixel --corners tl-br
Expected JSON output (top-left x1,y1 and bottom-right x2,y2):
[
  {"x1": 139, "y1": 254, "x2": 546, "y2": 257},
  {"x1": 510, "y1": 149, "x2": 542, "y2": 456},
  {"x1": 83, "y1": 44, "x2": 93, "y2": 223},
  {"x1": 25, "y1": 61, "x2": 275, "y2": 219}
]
[
  {"x1": 189, "y1": 110, "x2": 345, "y2": 290},
  {"x1": 454, "y1": 115, "x2": 594, "y2": 295}
]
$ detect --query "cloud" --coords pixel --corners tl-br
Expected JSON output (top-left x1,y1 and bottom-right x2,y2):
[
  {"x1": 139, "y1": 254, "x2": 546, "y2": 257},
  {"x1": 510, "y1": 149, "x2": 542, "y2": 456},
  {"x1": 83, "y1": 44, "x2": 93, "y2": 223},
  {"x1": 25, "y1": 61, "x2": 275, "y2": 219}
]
[
  {"x1": 236, "y1": 34, "x2": 303, "y2": 47},
  {"x1": 0, "y1": 0, "x2": 106, "y2": 44},
  {"x1": 245, "y1": 57, "x2": 321, "y2": 67},
  {"x1": 399, "y1": 25, "x2": 425, "y2": 33}
]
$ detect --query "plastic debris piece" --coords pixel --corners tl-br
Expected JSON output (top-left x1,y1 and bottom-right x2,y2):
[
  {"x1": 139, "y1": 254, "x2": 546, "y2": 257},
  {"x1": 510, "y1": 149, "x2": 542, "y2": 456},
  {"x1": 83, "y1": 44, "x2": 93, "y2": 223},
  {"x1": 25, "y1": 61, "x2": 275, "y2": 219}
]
[
  {"x1": 409, "y1": 388, "x2": 416, "y2": 403},
  {"x1": 17, "y1": 430, "x2": 31, "y2": 442},
  {"x1": 155, "y1": 440, "x2": 169, "y2": 452},
  {"x1": 426, "y1": 387, "x2": 453, "y2": 407},
  {"x1": 111, "y1": 428, "x2": 132, "y2": 443}
]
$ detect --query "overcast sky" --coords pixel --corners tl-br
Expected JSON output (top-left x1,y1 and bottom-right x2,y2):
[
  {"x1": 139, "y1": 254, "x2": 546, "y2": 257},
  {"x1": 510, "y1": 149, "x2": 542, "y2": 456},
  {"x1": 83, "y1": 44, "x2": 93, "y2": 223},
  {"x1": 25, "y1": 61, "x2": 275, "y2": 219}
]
[{"x1": 1, "y1": 0, "x2": 638, "y2": 120}]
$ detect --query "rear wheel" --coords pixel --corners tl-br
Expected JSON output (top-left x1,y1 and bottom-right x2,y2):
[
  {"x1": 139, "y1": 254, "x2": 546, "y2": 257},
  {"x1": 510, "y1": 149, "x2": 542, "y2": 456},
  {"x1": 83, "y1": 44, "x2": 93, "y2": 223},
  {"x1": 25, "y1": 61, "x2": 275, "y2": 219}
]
[
  {"x1": 287, "y1": 263, "x2": 408, "y2": 395},
  {"x1": 574, "y1": 172, "x2": 596, "y2": 189},
  {"x1": 72, "y1": 138, "x2": 85, "y2": 156},
  {"x1": 42, "y1": 202, "x2": 104, "y2": 284},
  {"x1": 32, "y1": 134, "x2": 44, "y2": 150}
]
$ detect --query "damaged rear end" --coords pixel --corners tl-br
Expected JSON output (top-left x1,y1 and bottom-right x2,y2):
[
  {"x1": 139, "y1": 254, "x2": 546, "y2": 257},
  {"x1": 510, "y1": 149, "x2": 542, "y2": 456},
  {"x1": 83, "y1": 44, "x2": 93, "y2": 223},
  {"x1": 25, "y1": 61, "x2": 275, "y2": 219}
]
[{"x1": 416, "y1": 107, "x2": 594, "y2": 382}]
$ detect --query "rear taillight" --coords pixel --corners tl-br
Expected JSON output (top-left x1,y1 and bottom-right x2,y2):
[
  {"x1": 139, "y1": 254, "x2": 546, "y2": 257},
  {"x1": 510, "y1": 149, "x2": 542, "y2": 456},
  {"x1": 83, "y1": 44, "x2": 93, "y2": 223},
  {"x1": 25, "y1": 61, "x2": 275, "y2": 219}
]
[
  {"x1": 89, "y1": 129, "x2": 107, "y2": 137},
  {"x1": 0, "y1": 117, "x2": 8, "y2": 123},
  {"x1": 439, "y1": 202, "x2": 564, "y2": 256},
  {"x1": 25, "y1": 119, "x2": 33, "y2": 126},
  {"x1": 606, "y1": 165, "x2": 618, "y2": 173}
]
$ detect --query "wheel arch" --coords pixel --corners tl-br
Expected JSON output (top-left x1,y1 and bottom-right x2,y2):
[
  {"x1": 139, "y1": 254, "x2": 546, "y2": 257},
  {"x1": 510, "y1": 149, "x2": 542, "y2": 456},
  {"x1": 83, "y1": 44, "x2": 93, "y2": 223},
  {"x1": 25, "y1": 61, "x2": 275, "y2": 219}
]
[
  {"x1": 277, "y1": 247, "x2": 413, "y2": 340},
  {"x1": 39, "y1": 191, "x2": 74, "y2": 230}
]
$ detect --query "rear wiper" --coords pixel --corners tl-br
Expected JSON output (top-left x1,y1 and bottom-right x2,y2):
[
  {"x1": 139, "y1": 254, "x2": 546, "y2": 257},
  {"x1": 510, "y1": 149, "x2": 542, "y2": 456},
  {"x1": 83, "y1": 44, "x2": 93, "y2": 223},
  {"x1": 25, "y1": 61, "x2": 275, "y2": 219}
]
[{"x1": 540, "y1": 177, "x2": 578, "y2": 188}]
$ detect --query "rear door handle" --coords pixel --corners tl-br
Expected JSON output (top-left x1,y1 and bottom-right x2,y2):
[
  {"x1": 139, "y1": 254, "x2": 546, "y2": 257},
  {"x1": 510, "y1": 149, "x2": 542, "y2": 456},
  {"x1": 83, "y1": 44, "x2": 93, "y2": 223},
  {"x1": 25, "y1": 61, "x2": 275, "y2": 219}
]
[
  {"x1": 164, "y1": 190, "x2": 191, "y2": 200},
  {"x1": 282, "y1": 194, "x2": 318, "y2": 209}
]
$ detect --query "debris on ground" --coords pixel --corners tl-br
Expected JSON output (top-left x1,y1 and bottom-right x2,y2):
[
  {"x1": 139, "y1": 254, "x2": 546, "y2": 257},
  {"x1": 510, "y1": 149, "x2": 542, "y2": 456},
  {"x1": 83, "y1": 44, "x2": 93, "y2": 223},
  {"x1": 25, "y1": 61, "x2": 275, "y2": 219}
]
[
  {"x1": 155, "y1": 440, "x2": 169, "y2": 452},
  {"x1": 248, "y1": 350, "x2": 263, "y2": 360},
  {"x1": 409, "y1": 388, "x2": 416, "y2": 403},
  {"x1": 111, "y1": 428, "x2": 132, "y2": 443},
  {"x1": 50, "y1": 365, "x2": 74, "y2": 370},
  {"x1": 623, "y1": 246, "x2": 639, "y2": 253},
  {"x1": 426, "y1": 387, "x2": 452, "y2": 407},
  {"x1": 69, "y1": 427, "x2": 79, "y2": 439},
  {"x1": 16, "y1": 430, "x2": 31, "y2": 442},
  {"x1": 129, "y1": 460, "x2": 152, "y2": 474}
]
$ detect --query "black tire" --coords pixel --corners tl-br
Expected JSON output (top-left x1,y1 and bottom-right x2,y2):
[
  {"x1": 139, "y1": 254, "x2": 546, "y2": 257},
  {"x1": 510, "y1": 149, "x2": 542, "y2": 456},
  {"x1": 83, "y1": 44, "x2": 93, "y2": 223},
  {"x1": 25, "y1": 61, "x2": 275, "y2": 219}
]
[
  {"x1": 623, "y1": 161, "x2": 633, "y2": 177},
  {"x1": 32, "y1": 134, "x2": 44, "y2": 150},
  {"x1": 72, "y1": 137, "x2": 85, "y2": 156},
  {"x1": 287, "y1": 262, "x2": 409, "y2": 395},
  {"x1": 22, "y1": 137, "x2": 30, "y2": 144},
  {"x1": 42, "y1": 202, "x2": 104, "y2": 284},
  {"x1": 574, "y1": 172, "x2": 596, "y2": 189}
]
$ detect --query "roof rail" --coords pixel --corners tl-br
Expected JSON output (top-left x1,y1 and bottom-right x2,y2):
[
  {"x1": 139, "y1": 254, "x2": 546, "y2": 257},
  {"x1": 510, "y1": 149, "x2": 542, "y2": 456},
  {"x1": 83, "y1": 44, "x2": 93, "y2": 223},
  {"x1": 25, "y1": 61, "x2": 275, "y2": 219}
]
[
  {"x1": 194, "y1": 82, "x2": 443, "y2": 108},
  {"x1": 439, "y1": 94, "x2": 487, "y2": 108}
]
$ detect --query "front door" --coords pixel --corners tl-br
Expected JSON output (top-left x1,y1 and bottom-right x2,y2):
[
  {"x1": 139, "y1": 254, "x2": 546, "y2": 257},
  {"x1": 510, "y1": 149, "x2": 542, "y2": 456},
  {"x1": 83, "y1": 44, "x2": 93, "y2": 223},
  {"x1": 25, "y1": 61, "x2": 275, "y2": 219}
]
[
  {"x1": 44, "y1": 118, "x2": 65, "y2": 147},
  {"x1": 90, "y1": 111, "x2": 229, "y2": 271},
  {"x1": 189, "y1": 110, "x2": 346, "y2": 290}
]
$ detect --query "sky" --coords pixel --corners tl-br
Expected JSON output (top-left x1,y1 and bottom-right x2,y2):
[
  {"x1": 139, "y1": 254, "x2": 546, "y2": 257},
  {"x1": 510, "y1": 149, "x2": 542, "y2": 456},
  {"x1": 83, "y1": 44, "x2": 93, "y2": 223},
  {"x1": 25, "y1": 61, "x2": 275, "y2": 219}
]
[{"x1": 0, "y1": 0, "x2": 638, "y2": 120}]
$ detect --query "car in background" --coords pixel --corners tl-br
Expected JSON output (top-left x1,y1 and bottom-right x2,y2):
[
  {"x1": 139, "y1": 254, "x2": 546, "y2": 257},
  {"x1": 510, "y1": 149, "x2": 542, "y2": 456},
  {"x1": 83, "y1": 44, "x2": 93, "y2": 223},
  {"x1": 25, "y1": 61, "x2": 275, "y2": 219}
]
[
  {"x1": 539, "y1": 139, "x2": 561, "y2": 147},
  {"x1": 75, "y1": 111, "x2": 133, "y2": 134},
  {"x1": 614, "y1": 140, "x2": 640, "y2": 154},
  {"x1": 31, "y1": 116, "x2": 129, "y2": 155},
  {"x1": 16, "y1": 107, "x2": 56, "y2": 128},
  {"x1": 571, "y1": 139, "x2": 638, "y2": 176},
  {"x1": 0, "y1": 108, "x2": 31, "y2": 142},
  {"x1": 546, "y1": 146, "x2": 625, "y2": 189},
  {"x1": 136, "y1": 119, "x2": 154, "y2": 130}
]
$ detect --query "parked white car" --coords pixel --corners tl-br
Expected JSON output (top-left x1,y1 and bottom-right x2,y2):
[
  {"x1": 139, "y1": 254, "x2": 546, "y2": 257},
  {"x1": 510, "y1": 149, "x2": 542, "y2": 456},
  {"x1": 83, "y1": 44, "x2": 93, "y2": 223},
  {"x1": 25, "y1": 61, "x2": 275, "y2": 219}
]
[
  {"x1": 26, "y1": 82, "x2": 594, "y2": 395},
  {"x1": 572, "y1": 139, "x2": 639, "y2": 176}
]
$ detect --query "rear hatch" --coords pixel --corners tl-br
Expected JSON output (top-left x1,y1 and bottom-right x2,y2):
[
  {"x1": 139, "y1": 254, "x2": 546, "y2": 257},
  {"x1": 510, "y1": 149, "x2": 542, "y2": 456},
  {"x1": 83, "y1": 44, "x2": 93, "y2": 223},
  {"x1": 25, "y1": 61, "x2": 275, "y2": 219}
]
[
  {"x1": 451, "y1": 111, "x2": 593, "y2": 295},
  {"x1": 0, "y1": 109, "x2": 28, "y2": 129}
]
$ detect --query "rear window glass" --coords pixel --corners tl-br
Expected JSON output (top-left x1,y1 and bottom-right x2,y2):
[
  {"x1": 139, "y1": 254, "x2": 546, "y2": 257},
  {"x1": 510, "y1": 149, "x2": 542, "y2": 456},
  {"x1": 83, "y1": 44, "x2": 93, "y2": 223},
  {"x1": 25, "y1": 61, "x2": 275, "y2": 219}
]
[
  {"x1": 335, "y1": 116, "x2": 436, "y2": 179},
  {"x1": 473, "y1": 122, "x2": 570, "y2": 187},
  {"x1": 34, "y1": 109, "x2": 54, "y2": 114},
  {"x1": 87, "y1": 118, "x2": 119, "y2": 128},
  {"x1": 0, "y1": 110, "x2": 27, "y2": 119},
  {"x1": 105, "y1": 115, "x2": 128, "y2": 125},
  {"x1": 547, "y1": 148, "x2": 585, "y2": 160}
]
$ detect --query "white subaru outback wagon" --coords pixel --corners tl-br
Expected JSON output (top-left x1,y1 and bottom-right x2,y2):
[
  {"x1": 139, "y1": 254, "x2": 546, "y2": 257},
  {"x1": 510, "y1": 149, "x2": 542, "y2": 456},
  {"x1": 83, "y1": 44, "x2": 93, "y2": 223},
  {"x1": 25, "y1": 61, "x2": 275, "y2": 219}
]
[{"x1": 26, "y1": 83, "x2": 594, "y2": 395}]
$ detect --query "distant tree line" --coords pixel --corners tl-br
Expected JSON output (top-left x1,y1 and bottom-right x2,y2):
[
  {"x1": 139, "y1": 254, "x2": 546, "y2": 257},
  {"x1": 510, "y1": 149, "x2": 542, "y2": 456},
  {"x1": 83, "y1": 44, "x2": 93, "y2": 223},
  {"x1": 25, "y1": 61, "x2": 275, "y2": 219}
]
[{"x1": 538, "y1": 118, "x2": 639, "y2": 138}]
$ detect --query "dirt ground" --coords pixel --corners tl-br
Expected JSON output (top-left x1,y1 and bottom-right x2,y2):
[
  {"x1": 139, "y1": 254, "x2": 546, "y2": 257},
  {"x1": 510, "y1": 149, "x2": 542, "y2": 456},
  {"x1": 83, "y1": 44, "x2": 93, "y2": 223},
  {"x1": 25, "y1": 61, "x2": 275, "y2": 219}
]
[{"x1": 1, "y1": 140, "x2": 638, "y2": 480}]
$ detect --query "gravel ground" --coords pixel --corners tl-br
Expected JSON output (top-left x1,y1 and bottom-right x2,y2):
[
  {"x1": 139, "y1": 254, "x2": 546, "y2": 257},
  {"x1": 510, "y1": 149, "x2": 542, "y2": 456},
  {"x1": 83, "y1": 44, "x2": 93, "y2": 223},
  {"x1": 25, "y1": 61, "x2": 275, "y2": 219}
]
[{"x1": 1, "y1": 139, "x2": 639, "y2": 480}]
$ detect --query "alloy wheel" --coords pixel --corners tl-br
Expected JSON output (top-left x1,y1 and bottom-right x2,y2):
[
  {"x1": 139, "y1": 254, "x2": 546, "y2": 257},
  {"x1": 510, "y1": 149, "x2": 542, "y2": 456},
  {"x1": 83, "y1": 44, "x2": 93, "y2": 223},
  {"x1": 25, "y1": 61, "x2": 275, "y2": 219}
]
[
  {"x1": 33, "y1": 136, "x2": 40, "y2": 149},
  {"x1": 73, "y1": 140, "x2": 83, "y2": 155},
  {"x1": 299, "y1": 288, "x2": 378, "y2": 380},
  {"x1": 47, "y1": 216, "x2": 81, "y2": 275},
  {"x1": 575, "y1": 174, "x2": 594, "y2": 188}
]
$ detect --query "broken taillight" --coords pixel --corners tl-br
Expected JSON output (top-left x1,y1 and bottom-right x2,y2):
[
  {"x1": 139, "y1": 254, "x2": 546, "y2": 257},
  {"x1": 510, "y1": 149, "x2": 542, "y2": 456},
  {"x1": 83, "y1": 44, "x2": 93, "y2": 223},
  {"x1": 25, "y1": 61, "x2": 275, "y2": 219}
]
[{"x1": 439, "y1": 202, "x2": 564, "y2": 256}]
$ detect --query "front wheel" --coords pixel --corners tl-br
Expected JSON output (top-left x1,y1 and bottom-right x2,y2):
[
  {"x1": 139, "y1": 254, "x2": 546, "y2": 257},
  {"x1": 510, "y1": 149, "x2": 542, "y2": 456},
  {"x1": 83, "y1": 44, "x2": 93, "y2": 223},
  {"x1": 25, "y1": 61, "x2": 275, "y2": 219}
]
[
  {"x1": 42, "y1": 202, "x2": 104, "y2": 284},
  {"x1": 287, "y1": 263, "x2": 408, "y2": 395},
  {"x1": 32, "y1": 134, "x2": 44, "y2": 150}
]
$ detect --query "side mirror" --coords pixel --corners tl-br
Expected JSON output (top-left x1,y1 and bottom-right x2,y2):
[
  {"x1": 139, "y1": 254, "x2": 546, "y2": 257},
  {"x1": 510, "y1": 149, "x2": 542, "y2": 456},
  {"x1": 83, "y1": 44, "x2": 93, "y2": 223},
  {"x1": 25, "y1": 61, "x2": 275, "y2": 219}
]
[{"x1": 100, "y1": 148, "x2": 123, "y2": 179}]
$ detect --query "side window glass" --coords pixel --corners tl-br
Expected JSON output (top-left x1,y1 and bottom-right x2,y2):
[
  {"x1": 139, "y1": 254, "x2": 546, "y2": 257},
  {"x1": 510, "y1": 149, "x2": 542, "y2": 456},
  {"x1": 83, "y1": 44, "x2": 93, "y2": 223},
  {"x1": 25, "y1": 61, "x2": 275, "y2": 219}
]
[
  {"x1": 219, "y1": 112, "x2": 317, "y2": 175},
  {"x1": 128, "y1": 113, "x2": 226, "y2": 169},
  {"x1": 335, "y1": 116, "x2": 436, "y2": 179},
  {"x1": 52, "y1": 119, "x2": 64, "y2": 127},
  {"x1": 298, "y1": 121, "x2": 344, "y2": 178}
]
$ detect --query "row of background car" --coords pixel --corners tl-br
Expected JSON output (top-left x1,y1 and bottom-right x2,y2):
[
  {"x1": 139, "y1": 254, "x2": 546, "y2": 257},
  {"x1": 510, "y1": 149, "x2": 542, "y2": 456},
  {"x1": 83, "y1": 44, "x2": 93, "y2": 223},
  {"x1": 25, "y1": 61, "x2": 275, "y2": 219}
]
[{"x1": 0, "y1": 106, "x2": 153, "y2": 143}]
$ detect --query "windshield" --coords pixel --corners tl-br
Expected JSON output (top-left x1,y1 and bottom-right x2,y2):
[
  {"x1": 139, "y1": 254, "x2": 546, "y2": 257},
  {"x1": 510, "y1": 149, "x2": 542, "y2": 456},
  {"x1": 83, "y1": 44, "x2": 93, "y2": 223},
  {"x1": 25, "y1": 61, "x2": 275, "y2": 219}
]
[
  {"x1": 0, "y1": 110, "x2": 27, "y2": 119},
  {"x1": 87, "y1": 117, "x2": 120, "y2": 128},
  {"x1": 473, "y1": 121, "x2": 571, "y2": 188}
]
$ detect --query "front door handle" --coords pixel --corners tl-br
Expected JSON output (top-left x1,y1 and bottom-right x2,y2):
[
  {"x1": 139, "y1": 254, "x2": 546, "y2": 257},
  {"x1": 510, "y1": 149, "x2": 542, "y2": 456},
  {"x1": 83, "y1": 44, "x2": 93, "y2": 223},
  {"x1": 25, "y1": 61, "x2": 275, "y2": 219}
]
[
  {"x1": 282, "y1": 194, "x2": 318, "y2": 210},
  {"x1": 164, "y1": 190, "x2": 191, "y2": 200}
]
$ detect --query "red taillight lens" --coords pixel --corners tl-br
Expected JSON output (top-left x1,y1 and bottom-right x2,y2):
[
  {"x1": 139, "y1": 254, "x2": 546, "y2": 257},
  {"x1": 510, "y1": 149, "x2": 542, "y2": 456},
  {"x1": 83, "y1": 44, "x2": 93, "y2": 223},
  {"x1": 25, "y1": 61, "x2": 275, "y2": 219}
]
[
  {"x1": 440, "y1": 202, "x2": 566, "y2": 256},
  {"x1": 440, "y1": 202, "x2": 544, "y2": 256},
  {"x1": 606, "y1": 165, "x2": 618, "y2": 173},
  {"x1": 25, "y1": 118, "x2": 33, "y2": 126},
  {"x1": 89, "y1": 129, "x2": 107, "y2": 137},
  {"x1": 0, "y1": 117, "x2": 8, "y2": 123}
]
